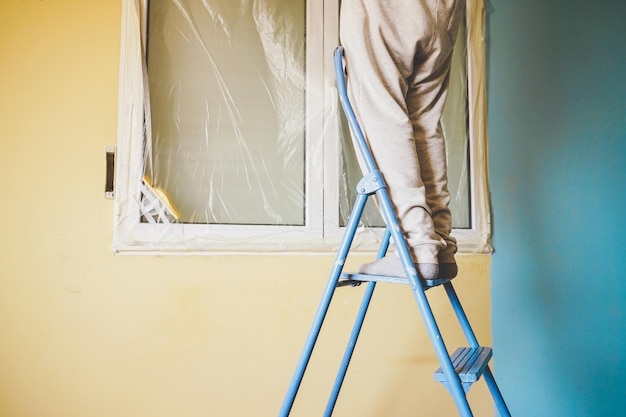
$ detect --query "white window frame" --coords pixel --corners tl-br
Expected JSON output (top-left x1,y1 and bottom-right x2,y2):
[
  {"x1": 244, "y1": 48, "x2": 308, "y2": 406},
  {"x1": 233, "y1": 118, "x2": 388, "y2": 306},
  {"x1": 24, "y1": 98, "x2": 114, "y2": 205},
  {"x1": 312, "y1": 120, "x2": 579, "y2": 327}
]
[{"x1": 112, "y1": 0, "x2": 491, "y2": 255}]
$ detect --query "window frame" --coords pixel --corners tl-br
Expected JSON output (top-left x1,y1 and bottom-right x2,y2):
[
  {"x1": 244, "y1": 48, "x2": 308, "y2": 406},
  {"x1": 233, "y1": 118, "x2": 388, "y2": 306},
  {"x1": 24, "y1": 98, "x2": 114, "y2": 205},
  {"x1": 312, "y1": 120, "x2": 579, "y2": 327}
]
[{"x1": 112, "y1": 0, "x2": 491, "y2": 255}]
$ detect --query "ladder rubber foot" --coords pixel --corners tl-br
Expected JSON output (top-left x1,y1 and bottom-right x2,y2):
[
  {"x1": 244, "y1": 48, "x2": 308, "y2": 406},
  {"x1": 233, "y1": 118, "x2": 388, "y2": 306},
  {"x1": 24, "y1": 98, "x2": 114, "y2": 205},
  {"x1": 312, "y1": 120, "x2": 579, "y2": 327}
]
[{"x1": 434, "y1": 347, "x2": 493, "y2": 394}]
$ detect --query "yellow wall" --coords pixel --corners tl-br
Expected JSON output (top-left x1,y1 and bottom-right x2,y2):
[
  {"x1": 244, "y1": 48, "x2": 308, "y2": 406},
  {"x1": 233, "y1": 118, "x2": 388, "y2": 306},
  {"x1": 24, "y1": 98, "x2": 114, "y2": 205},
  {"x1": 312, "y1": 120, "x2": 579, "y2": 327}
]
[{"x1": 0, "y1": 1, "x2": 494, "y2": 416}]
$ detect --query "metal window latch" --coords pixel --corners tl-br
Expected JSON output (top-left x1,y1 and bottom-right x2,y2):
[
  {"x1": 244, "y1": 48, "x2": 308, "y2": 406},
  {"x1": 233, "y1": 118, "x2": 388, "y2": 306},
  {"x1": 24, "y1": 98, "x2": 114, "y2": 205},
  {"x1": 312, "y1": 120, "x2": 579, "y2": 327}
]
[{"x1": 105, "y1": 145, "x2": 116, "y2": 199}]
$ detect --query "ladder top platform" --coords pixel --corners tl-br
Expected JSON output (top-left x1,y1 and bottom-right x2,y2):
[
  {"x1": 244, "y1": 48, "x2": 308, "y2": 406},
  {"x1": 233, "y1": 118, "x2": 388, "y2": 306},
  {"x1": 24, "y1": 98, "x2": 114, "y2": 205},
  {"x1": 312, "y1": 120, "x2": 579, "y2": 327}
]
[{"x1": 339, "y1": 272, "x2": 453, "y2": 289}]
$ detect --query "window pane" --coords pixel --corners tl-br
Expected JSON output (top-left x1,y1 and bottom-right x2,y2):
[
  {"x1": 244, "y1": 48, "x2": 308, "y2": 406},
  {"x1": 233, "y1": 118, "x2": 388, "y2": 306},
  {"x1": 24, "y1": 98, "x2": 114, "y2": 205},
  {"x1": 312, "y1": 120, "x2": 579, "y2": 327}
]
[
  {"x1": 339, "y1": 19, "x2": 470, "y2": 229},
  {"x1": 146, "y1": 0, "x2": 306, "y2": 225},
  {"x1": 443, "y1": 18, "x2": 471, "y2": 229}
]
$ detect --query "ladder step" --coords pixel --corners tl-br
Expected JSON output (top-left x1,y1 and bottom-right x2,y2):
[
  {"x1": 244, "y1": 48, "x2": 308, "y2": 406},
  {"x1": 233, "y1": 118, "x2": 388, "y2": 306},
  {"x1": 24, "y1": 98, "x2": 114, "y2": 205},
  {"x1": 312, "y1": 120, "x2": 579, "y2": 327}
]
[
  {"x1": 434, "y1": 347, "x2": 492, "y2": 393},
  {"x1": 339, "y1": 272, "x2": 451, "y2": 288}
]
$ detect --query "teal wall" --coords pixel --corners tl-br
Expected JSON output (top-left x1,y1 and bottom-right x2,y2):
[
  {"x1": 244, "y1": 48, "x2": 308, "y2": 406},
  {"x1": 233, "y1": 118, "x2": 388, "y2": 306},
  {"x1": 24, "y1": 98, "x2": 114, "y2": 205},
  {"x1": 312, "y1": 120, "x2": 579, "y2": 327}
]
[{"x1": 488, "y1": 1, "x2": 626, "y2": 416}]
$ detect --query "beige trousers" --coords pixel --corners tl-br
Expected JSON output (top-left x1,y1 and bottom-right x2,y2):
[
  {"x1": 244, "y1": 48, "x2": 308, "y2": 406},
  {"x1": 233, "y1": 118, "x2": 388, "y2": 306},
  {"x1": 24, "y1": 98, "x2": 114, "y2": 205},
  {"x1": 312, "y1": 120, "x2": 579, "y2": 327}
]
[{"x1": 340, "y1": 0, "x2": 465, "y2": 264}]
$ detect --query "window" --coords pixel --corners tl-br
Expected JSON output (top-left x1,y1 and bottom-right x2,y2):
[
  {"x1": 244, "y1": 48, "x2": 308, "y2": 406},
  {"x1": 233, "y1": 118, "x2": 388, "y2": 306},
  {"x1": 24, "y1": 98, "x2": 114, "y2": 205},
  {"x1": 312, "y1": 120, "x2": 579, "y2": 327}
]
[{"x1": 113, "y1": 0, "x2": 491, "y2": 254}]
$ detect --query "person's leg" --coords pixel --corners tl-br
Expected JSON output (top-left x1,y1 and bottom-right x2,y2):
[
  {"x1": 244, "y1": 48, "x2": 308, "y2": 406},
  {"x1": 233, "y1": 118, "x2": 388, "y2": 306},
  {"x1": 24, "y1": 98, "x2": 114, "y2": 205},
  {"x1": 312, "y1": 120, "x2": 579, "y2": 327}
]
[
  {"x1": 407, "y1": 73, "x2": 458, "y2": 278},
  {"x1": 340, "y1": 0, "x2": 446, "y2": 279},
  {"x1": 406, "y1": 0, "x2": 465, "y2": 278}
]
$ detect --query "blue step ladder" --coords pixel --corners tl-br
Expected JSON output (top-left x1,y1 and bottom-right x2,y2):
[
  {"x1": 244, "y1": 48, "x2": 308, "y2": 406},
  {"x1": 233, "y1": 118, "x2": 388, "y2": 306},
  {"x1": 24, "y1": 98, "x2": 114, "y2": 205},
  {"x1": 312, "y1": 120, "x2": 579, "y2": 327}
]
[{"x1": 278, "y1": 46, "x2": 511, "y2": 417}]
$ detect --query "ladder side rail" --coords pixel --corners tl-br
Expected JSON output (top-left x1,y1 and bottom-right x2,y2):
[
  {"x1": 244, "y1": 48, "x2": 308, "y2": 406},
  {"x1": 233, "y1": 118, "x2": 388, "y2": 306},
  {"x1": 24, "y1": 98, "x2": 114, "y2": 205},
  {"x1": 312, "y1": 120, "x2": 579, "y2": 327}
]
[
  {"x1": 443, "y1": 277, "x2": 511, "y2": 416},
  {"x1": 375, "y1": 185, "x2": 474, "y2": 417},
  {"x1": 278, "y1": 191, "x2": 370, "y2": 417},
  {"x1": 334, "y1": 46, "x2": 473, "y2": 417},
  {"x1": 324, "y1": 229, "x2": 392, "y2": 417},
  {"x1": 334, "y1": 46, "x2": 378, "y2": 175},
  {"x1": 482, "y1": 366, "x2": 512, "y2": 417},
  {"x1": 443, "y1": 282, "x2": 480, "y2": 348}
]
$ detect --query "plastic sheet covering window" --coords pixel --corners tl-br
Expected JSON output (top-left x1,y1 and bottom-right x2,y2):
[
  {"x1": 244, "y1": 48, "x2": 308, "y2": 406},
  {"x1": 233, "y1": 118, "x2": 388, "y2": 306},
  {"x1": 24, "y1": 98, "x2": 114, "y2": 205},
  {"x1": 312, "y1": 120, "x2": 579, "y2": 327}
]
[
  {"x1": 114, "y1": 0, "x2": 489, "y2": 253},
  {"x1": 146, "y1": 0, "x2": 306, "y2": 225}
]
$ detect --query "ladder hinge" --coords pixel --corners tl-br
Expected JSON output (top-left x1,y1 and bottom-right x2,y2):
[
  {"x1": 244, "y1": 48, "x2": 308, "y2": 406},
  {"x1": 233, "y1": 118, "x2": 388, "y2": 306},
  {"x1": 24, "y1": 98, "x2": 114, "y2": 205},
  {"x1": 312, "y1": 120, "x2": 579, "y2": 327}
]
[{"x1": 356, "y1": 170, "x2": 386, "y2": 195}]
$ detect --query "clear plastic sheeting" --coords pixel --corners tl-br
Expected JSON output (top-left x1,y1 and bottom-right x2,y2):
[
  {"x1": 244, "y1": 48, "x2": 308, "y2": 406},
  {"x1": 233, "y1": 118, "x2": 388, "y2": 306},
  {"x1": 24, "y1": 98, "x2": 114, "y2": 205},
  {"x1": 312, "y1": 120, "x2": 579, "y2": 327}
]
[
  {"x1": 113, "y1": 0, "x2": 491, "y2": 254},
  {"x1": 146, "y1": 0, "x2": 306, "y2": 225}
]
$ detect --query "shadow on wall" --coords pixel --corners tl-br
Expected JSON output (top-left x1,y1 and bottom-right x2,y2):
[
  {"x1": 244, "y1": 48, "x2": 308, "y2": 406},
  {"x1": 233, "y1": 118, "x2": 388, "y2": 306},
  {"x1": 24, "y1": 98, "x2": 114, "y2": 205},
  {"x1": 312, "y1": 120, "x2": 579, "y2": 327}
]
[{"x1": 488, "y1": 1, "x2": 626, "y2": 416}]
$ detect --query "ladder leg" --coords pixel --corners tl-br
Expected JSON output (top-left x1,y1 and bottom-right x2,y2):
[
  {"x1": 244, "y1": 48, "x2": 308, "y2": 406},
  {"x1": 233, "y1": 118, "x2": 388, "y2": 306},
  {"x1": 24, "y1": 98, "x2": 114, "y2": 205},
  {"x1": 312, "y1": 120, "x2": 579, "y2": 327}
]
[
  {"x1": 443, "y1": 282, "x2": 480, "y2": 348},
  {"x1": 324, "y1": 230, "x2": 392, "y2": 417},
  {"x1": 483, "y1": 366, "x2": 512, "y2": 417},
  {"x1": 278, "y1": 193, "x2": 369, "y2": 417},
  {"x1": 371, "y1": 191, "x2": 473, "y2": 417},
  {"x1": 324, "y1": 281, "x2": 375, "y2": 417},
  {"x1": 443, "y1": 282, "x2": 511, "y2": 416},
  {"x1": 407, "y1": 282, "x2": 473, "y2": 417}
]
